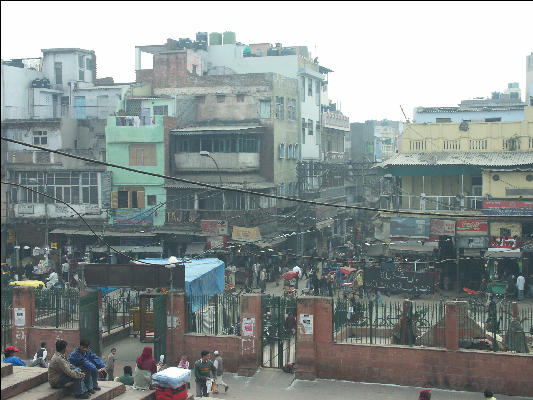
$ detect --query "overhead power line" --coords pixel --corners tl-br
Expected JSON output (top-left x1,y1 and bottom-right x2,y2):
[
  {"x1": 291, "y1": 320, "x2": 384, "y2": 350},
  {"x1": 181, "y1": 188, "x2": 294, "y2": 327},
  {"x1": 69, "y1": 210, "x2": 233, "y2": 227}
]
[{"x1": 1, "y1": 136, "x2": 498, "y2": 218}]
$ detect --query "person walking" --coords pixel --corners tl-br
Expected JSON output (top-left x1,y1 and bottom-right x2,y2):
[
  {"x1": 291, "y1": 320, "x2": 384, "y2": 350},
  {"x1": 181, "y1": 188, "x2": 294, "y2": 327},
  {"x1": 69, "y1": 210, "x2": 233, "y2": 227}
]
[
  {"x1": 293, "y1": 265, "x2": 302, "y2": 289},
  {"x1": 516, "y1": 274, "x2": 525, "y2": 301},
  {"x1": 48, "y1": 340, "x2": 89, "y2": 399},
  {"x1": 178, "y1": 355, "x2": 191, "y2": 389},
  {"x1": 105, "y1": 348, "x2": 116, "y2": 381},
  {"x1": 194, "y1": 350, "x2": 216, "y2": 397},
  {"x1": 212, "y1": 350, "x2": 229, "y2": 393},
  {"x1": 24, "y1": 262, "x2": 33, "y2": 280},
  {"x1": 61, "y1": 259, "x2": 70, "y2": 285},
  {"x1": 259, "y1": 268, "x2": 267, "y2": 294},
  {"x1": 30, "y1": 342, "x2": 48, "y2": 367},
  {"x1": 68, "y1": 340, "x2": 106, "y2": 394}
]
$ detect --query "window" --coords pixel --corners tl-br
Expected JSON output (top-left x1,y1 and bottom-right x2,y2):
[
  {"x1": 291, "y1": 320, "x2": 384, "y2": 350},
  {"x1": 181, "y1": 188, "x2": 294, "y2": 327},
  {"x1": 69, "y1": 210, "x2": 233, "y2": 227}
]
[
  {"x1": 469, "y1": 139, "x2": 488, "y2": 150},
  {"x1": 302, "y1": 118, "x2": 306, "y2": 143},
  {"x1": 308, "y1": 78, "x2": 313, "y2": 97},
  {"x1": 146, "y1": 194, "x2": 156, "y2": 206},
  {"x1": 485, "y1": 117, "x2": 502, "y2": 122},
  {"x1": 409, "y1": 140, "x2": 426, "y2": 151},
  {"x1": 275, "y1": 97, "x2": 284, "y2": 119},
  {"x1": 260, "y1": 100, "x2": 271, "y2": 118},
  {"x1": 192, "y1": 64, "x2": 197, "y2": 74},
  {"x1": 153, "y1": 105, "x2": 168, "y2": 116},
  {"x1": 287, "y1": 98, "x2": 296, "y2": 121},
  {"x1": 279, "y1": 143, "x2": 285, "y2": 159},
  {"x1": 195, "y1": 95, "x2": 205, "y2": 104},
  {"x1": 85, "y1": 57, "x2": 92, "y2": 70},
  {"x1": 129, "y1": 144, "x2": 157, "y2": 166},
  {"x1": 315, "y1": 81, "x2": 320, "y2": 106},
  {"x1": 436, "y1": 118, "x2": 452, "y2": 123},
  {"x1": 216, "y1": 95, "x2": 225, "y2": 103},
  {"x1": 294, "y1": 144, "x2": 299, "y2": 159},
  {"x1": 316, "y1": 121, "x2": 320, "y2": 134},
  {"x1": 443, "y1": 140, "x2": 460, "y2": 150},
  {"x1": 301, "y1": 76, "x2": 306, "y2": 101},
  {"x1": 236, "y1": 94, "x2": 245, "y2": 103},
  {"x1": 78, "y1": 55, "x2": 85, "y2": 68},
  {"x1": 113, "y1": 188, "x2": 145, "y2": 209},
  {"x1": 308, "y1": 119, "x2": 313, "y2": 135},
  {"x1": 288, "y1": 144, "x2": 293, "y2": 159},
  {"x1": 54, "y1": 62, "x2": 62, "y2": 84},
  {"x1": 117, "y1": 191, "x2": 129, "y2": 208},
  {"x1": 12, "y1": 171, "x2": 98, "y2": 205},
  {"x1": 79, "y1": 70, "x2": 84, "y2": 81},
  {"x1": 33, "y1": 131, "x2": 47, "y2": 145}
]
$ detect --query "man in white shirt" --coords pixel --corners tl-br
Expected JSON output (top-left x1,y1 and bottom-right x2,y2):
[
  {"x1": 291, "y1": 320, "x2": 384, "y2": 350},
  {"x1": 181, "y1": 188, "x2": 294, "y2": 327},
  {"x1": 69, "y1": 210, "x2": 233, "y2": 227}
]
[
  {"x1": 30, "y1": 342, "x2": 48, "y2": 367},
  {"x1": 516, "y1": 274, "x2": 525, "y2": 301},
  {"x1": 62, "y1": 261, "x2": 70, "y2": 284},
  {"x1": 292, "y1": 266, "x2": 302, "y2": 289},
  {"x1": 47, "y1": 271, "x2": 59, "y2": 289}
]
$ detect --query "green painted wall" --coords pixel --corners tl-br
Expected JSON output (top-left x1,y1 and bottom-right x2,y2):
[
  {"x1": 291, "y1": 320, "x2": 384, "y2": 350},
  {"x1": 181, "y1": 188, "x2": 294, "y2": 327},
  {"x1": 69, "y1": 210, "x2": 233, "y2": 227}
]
[{"x1": 105, "y1": 115, "x2": 166, "y2": 226}]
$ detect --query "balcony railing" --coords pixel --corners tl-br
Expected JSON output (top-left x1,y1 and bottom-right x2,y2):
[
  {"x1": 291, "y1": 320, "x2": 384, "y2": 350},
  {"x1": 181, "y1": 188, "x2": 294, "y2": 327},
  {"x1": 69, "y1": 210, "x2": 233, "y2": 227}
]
[{"x1": 390, "y1": 195, "x2": 484, "y2": 211}]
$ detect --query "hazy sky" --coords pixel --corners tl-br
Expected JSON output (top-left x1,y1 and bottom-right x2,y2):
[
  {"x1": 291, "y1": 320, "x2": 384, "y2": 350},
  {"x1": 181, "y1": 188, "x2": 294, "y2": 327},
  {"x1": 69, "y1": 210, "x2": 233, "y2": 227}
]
[{"x1": 1, "y1": 1, "x2": 532, "y2": 122}]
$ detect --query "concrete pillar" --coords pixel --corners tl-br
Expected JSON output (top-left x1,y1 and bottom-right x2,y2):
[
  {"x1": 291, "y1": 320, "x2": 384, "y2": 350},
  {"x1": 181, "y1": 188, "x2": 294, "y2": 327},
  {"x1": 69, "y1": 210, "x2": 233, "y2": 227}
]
[
  {"x1": 12, "y1": 287, "x2": 35, "y2": 359},
  {"x1": 445, "y1": 302, "x2": 459, "y2": 351},
  {"x1": 166, "y1": 291, "x2": 185, "y2": 366},
  {"x1": 295, "y1": 296, "x2": 333, "y2": 380},
  {"x1": 135, "y1": 48, "x2": 142, "y2": 71},
  {"x1": 237, "y1": 294, "x2": 262, "y2": 377}
]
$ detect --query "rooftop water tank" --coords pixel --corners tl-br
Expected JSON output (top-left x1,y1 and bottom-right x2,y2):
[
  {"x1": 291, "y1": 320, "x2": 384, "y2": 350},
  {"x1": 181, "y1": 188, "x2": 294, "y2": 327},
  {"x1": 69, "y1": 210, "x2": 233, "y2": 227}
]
[
  {"x1": 209, "y1": 32, "x2": 222, "y2": 46},
  {"x1": 223, "y1": 31, "x2": 236, "y2": 45}
]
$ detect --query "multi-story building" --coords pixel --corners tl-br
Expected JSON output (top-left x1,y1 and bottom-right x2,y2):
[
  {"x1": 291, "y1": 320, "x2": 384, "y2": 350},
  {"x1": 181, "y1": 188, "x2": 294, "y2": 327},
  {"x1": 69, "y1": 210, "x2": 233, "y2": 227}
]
[
  {"x1": 527, "y1": 52, "x2": 533, "y2": 106},
  {"x1": 1, "y1": 48, "x2": 128, "y2": 265},
  {"x1": 375, "y1": 106, "x2": 533, "y2": 290}
]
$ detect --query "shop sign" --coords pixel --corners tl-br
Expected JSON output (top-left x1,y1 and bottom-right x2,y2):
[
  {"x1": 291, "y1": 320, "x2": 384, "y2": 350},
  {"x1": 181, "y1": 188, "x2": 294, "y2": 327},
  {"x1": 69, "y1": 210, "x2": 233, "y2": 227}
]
[
  {"x1": 113, "y1": 209, "x2": 153, "y2": 226},
  {"x1": 232, "y1": 226, "x2": 261, "y2": 242},
  {"x1": 456, "y1": 220, "x2": 488, "y2": 234},
  {"x1": 242, "y1": 317, "x2": 255, "y2": 336},
  {"x1": 456, "y1": 236, "x2": 489, "y2": 249},
  {"x1": 364, "y1": 268, "x2": 434, "y2": 294},
  {"x1": 429, "y1": 219, "x2": 455, "y2": 238},
  {"x1": 50, "y1": 242, "x2": 58, "y2": 249},
  {"x1": 84, "y1": 204, "x2": 101, "y2": 215},
  {"x1": 14, "y1": 308, "x2": 25, "y2": 326},
  {"x1": 390, "y1": 217, "x2": 430, "y2": 238},
  {"x1": 299, "y1": 314, "x2": 313, "y2": 335},
  {"x1": 100, "y1": 172, "x2": 112, "y2": 209},
  {"x1": 482, "y1": 200, "x2": 533, "y2": 216},
  {"x1": 201, "y1": 220, "x2": 228, "y2": 235},
  {"x1": 7, "y1": 230, "x2": 15, "y2": 243},
  {"x1": 18, "y1": 204, "x2": 34, "y2": 214}
]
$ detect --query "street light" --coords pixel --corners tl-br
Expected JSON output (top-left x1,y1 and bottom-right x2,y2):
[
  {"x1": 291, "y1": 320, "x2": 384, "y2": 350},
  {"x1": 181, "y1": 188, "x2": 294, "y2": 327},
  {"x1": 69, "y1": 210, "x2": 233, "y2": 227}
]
[
  {"x1": 166, "y1": 255, "x2": 179, "y2": 364},
  {"x1": 199, "y1": 151, "x2": 223, "y2": 186}
]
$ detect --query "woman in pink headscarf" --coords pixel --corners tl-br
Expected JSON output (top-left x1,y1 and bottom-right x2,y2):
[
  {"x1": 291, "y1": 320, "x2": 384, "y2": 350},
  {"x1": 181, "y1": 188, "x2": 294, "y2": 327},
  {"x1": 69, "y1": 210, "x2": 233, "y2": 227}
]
[
  {"x1": 418, "y1": 389, "x2": 431, "y2": 400},
  {"x1": 133, "y1": 346, "x2": 156, "y2": 390}
]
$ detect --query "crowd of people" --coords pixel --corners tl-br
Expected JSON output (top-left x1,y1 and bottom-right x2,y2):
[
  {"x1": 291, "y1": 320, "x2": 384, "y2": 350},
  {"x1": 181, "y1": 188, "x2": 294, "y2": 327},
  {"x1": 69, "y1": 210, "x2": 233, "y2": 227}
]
[{"x1": 1, "y1": 256, "x2": 80, "y2": 289}]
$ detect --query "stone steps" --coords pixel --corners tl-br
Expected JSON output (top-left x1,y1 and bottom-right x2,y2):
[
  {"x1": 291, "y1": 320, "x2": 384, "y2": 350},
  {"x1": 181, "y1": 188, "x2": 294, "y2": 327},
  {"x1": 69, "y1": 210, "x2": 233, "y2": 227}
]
[{"x1": 0, "y1": 362, "x2": 157, "y2": 400}]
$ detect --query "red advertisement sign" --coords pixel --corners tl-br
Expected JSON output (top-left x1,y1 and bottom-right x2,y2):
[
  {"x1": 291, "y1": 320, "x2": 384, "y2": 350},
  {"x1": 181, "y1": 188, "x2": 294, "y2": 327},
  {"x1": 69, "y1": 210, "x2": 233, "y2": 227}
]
[
  {"x1": 483, "y1": 200, "x2": 533, "y2": 209},
  {"x1": 430, "y1": 219, "x2": 456, "y2": 236},
  {"x1": 201, "y1": 220, "x2": 228, "y2": 235},
  {"x1": 456, "y1": 220, "x2": 488, "y2": 232}
]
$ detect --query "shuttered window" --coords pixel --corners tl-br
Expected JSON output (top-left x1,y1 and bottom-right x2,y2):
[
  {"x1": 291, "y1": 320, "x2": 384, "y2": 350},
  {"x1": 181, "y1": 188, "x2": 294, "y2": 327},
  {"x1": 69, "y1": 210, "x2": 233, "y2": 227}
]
[{"x1": 129, "y1": 144, "x2": 157, "y2": 165}]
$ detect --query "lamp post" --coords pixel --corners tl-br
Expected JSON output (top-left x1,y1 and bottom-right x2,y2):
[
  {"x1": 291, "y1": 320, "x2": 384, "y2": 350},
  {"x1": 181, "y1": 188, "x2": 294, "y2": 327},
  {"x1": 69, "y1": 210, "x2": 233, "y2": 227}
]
[
  {"x1": 166, "y1": 255, "x2": 179, "y2": 364},
  {"x1": 200, "y1": 150, "x2": 226, "y2": 220}
]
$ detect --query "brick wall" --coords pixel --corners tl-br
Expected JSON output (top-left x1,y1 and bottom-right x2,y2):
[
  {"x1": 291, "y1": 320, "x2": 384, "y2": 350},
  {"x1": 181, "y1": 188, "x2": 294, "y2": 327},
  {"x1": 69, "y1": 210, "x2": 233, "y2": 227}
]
[
  {"x1": 183, "y1": 334, "x2": 240, "y2": 372},
  {"x1": 136, "y1": 69, "x2": 153, "y2": 84},
  {"x1": 315, "y1": 344, "x2": 533, "y2": 397},
  {"x1": 27, "y1": 327, "x2": 80, "y2": 361}
]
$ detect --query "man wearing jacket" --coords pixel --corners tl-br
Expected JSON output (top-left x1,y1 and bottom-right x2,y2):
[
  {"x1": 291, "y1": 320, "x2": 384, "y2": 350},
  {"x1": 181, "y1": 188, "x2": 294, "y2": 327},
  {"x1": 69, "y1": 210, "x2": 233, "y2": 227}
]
[
  {"x1": 48, "y1": 340, "x2": 89, "y2": 399},
  {"x1": 69, "y1": 340, "x2": 106, "y2": 394},
  {"x1": 194, "y1": 350, "x2": 217, "y2": 397}
]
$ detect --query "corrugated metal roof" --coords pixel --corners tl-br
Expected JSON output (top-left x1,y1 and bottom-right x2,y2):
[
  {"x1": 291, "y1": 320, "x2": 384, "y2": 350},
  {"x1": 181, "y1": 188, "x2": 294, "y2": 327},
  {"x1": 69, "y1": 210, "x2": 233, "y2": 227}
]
[
  {"x1": 92, "y1": 245, "x2": 163, "y2": 253},
  {"x1": 50, "y1": 228, "x2": 155, "y2": 237},
  {"x1": 378, "y1": 152, "x2": 533, "y2": 168}
]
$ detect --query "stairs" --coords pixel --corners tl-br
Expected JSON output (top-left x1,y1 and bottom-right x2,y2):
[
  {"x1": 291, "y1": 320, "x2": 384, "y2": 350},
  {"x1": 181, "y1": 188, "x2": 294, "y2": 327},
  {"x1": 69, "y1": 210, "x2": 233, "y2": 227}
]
[{"x1": 0, "y1": 363, "x2": 156, "y2": 400}]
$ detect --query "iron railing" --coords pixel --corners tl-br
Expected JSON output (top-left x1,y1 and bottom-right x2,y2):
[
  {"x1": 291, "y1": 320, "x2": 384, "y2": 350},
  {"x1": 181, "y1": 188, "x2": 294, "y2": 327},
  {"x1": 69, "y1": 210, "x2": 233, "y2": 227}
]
[
  {"x1": 460, "y1": 300, "x2": 532, "y2": 353},
  {"x1": 333, "y1": 298, "x2": 446, "y2": 347},
  {"x1": 1, "y1": 286, "x2": 13, "y2": 348},
  {"x1": 33, "y1": 287, "x2": 79, "y2": 328},
  {"x1": 102, "y1": 290, "x2": 140, "y2": 335},
  {"x1": 185, "y1": 293, "x2": 240, "y2": 335}
]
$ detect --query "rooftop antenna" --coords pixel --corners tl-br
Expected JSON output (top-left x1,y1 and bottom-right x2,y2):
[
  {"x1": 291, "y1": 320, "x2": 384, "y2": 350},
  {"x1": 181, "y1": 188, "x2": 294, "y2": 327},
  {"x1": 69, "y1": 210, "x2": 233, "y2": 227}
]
[{"x1": 400, "y1": 105, "x2": 410, "y2": 123}]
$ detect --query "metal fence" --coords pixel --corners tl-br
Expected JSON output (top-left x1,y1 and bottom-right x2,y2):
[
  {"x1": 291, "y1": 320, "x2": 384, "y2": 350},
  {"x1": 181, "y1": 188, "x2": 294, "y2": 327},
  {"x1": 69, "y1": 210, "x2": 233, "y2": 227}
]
[
  {"x1": 34, "y1": 287, "x2": 79, "y2": 328},
  {"x1": 102, "y1": 289, "x2": 140, "y2": 335},
  {"x1": 185, "y1": 293, "x2": 240, "y2": 335},
  {"x1": 460, "y1": 300, "x2": 532, "y2": 353},
  {"x1": 333, "y1": 298, "x2": 446, "y2": 347},
  {"x1": 1, "y1": 286, "x2": 13, "y2": 348}
]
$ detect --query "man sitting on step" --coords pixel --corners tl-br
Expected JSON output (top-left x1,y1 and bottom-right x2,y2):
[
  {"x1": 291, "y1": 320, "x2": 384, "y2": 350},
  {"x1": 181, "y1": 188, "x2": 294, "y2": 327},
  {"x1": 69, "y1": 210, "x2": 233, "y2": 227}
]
[
  {"x1": 48, "y1": 340, "x2": 90, "y2": 399},
  {"x1": 69, "y1": 339, "x2": 106, "y2": 395},
  {"x1": 3, "y1": 346, "x2": 26, "y2": 366}
]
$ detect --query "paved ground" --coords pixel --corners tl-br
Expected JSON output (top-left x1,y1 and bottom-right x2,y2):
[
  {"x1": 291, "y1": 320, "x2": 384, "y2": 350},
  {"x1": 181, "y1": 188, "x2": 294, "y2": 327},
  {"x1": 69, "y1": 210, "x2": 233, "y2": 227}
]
[{"x1": 101, "y1": 337, "x2": 531, "y2": 400}]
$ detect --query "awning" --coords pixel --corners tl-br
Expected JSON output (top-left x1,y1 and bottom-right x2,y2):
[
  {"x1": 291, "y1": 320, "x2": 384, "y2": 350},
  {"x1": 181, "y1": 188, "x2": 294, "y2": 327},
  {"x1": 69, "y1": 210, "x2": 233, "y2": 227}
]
[
  {"x1": 485, "y1": 250, "x2": 522, "y2": 258},
  {"x1": 164, "y1": 174, "x2": 276, "y2": 189},
  {"x1": 254, "y1": 236, "x2": 287, "y2": 249},
  {"x1": 50, "y1": 228, "x2": 155, "y2": 237},
  {"x1": 185, "y1": 242, "x2": 206, "y2": 256},
  {"x1": 389, "y1": 242, "x2": 438, "y2": 253},
  {"x1": 91, "y1": 245, "x2": 163, "y2": 254}
]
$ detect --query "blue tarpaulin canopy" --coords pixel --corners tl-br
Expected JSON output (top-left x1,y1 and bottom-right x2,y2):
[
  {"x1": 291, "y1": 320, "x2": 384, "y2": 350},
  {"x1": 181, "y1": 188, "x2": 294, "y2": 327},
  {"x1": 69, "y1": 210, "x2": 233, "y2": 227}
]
[{"x1": 136, "y1": 258, "x2": 225, "y2": 312}]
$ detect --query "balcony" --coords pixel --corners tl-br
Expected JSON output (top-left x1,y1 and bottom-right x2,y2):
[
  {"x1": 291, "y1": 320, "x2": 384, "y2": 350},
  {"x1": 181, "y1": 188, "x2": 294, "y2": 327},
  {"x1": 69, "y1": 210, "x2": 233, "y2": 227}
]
[
  {"x1": 11, "y1": 203, "x2": 105, "y2": 219},
  {"x1": 174, "y1": 152, "x2": 260, "y2": 172},
  {"x1": 384, "y1": 194, "x2": 484, "y2": 211},
  {"x1": 324, "y1": 151, "x2": 347, "y2": 163},
  {"x1": 322, "y1": 111, "x2": 350, "y2": 131}
]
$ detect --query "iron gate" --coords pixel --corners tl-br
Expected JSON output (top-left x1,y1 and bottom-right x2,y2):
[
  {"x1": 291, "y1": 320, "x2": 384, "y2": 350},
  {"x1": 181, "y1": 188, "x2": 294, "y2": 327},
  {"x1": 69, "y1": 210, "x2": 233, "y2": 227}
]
[
  {"x1": 261, "y1": 295, "x2": 296, "y2": 368},
  {"x1": 153, "y1": 294, "x2": 167, "y2": 363},
  {"x1": 79, "y1": 290, "x2": 101, "y2": 355}
]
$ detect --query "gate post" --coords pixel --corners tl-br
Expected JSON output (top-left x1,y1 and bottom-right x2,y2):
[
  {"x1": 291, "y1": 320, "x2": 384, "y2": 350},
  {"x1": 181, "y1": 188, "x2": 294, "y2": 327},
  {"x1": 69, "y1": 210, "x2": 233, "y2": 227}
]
[
  {"x1": 12, "y1": 287, "x2": 35, "y2": 359},
  {"x1": 166, "y1": 291, "x2": 185, "y2": 366},
  {"x1": 237, "y1": 294, "x2": 262, "y2": 377},
  {"x1": 445, "y1": 301, "x2": 459, "y2": 350},
  {"x1": 295, "y1": 296, "x2": 333, "y2": 380}
]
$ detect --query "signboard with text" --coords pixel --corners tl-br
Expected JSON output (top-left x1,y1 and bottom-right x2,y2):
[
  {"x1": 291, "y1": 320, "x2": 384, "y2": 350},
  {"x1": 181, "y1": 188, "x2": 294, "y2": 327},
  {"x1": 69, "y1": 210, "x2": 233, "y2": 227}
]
[
  {"x1": 201, "y1": 220, "x2": 228, "y2": 235},
  {"x1": 482, "y1": 200, "x2": 533, "y2": 216},
  {"x1": 390, "y1": 217, "x2": 430, "y2": 238},
  {"x1": 113, "y1": 209, "x2": 153, "y2": 226},
  {"x1": 429, "y1": 219, "x2": 455, "y2": 240},
  {"x1": 232, "y1": 226, "x2": 262, "y2": 242},
  {"x1": 456, "y1": 220, "x2": 488, "y2": 236}
]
